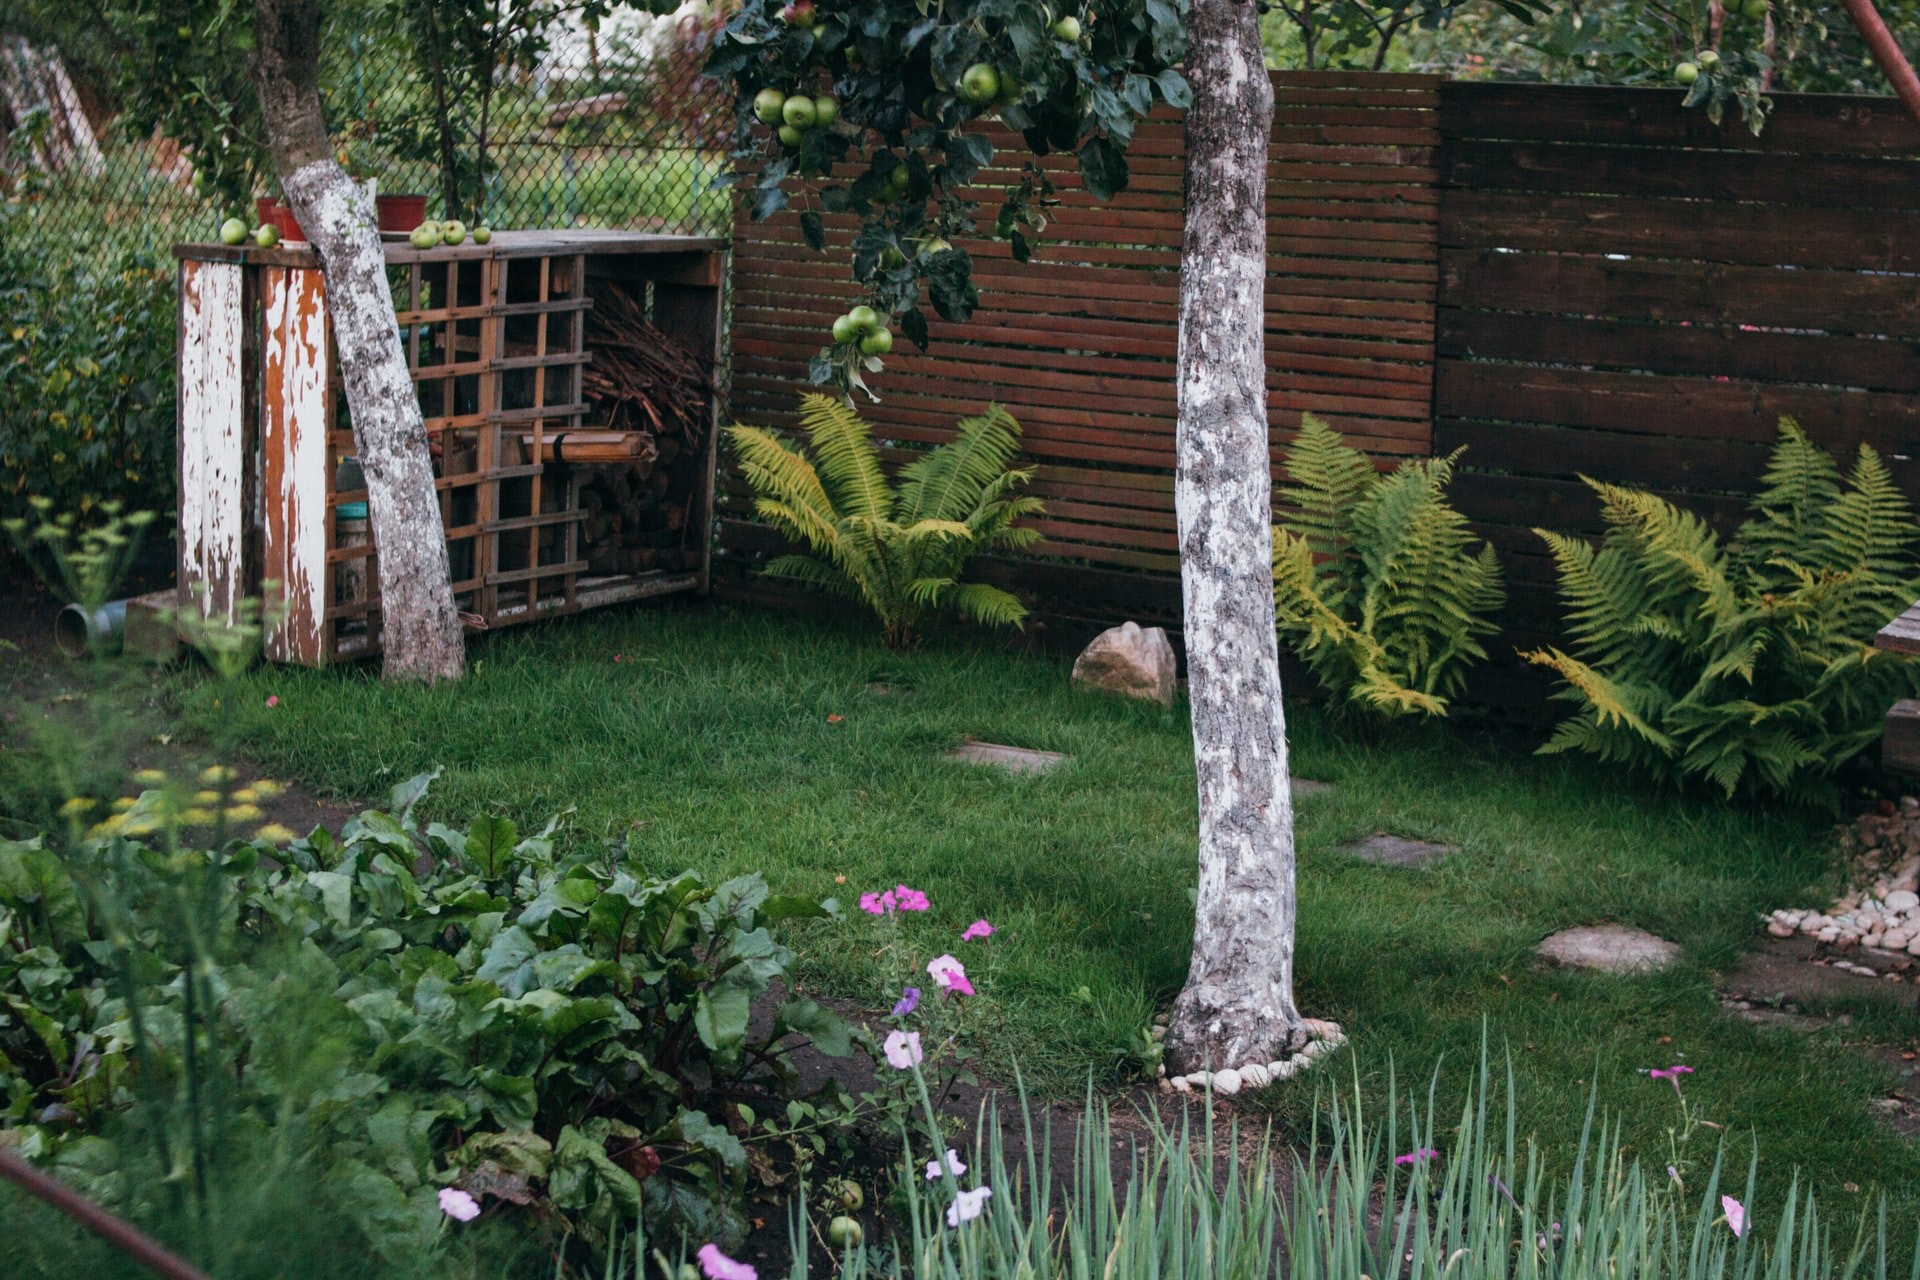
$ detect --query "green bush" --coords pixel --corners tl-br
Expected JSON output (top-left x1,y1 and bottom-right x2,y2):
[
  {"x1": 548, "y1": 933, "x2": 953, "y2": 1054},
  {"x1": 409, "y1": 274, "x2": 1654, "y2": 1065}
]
[
  {"x1": 0, "y1": 213, "x2": 177, "y2": 566},
  {"x1": 728, "y1": 394, "x2": 1044, "y2": 648},
  {"x1": 1526, "y1": 419, "x2": 1920, "y2": 799},
  {"x1": 1272, "y1": 414, "x2": 1505, "y2": 718},
  {"x1": 0, "y1": 773, "x2": 866, "y2": 1273}
]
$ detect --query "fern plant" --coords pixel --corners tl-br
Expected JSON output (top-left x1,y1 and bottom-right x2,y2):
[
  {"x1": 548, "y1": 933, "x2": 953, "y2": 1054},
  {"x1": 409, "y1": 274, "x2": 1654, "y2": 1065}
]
[
  {"x1": 1526, "y1": 418, "x2": 1920, "y2": 800},
  {"x1": 727, "y1": 395, "x2": 1043, "y2": 648},
  {"x1": 1271, "y1": 414, "x2": 1504, "y2": 718}
]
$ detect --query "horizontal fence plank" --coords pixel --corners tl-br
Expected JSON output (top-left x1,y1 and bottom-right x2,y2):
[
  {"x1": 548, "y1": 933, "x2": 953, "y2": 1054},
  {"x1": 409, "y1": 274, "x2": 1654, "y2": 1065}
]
[
  {"x1": 1436, "y1": 310, "x2": 1920, "y2": 393},
  {"x1": 1437, "y1": 248, "x2": 1920, "y2": 336}
]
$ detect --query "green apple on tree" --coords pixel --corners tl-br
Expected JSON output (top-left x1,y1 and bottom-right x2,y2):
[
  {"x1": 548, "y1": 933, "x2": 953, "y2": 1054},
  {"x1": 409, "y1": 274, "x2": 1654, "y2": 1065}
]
[
  {"x1": 812, "y1": 95, "x2": 839, "y2": 127},
  {"x1": 778, "y1": 124, "x2": 806, "y2": 147},
  {"x1": 859, "y1": 327, "x2": 893, "y2": 356},
  {"x1": 1051, "y1": 14, "x2": 1082, "y2": 39},
  {"x1": 958, "y1": 62, "x2": 1001, "y2": 105},
  {"x1": 782, "y1": 94, "x2": 818, "y2": 128},
  {"x1": 753, "y1": 87, "x2": 788, "y2": 124},
  {"x1": 846, "y1": 304, "x2": 880, "y2": 332}
]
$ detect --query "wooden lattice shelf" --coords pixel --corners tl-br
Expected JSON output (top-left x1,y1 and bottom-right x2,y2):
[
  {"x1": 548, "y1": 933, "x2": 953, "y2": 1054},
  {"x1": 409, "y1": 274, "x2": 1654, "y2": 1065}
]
[{"x1": 175, "y1": 230, "x2": 725, "y2": 666}]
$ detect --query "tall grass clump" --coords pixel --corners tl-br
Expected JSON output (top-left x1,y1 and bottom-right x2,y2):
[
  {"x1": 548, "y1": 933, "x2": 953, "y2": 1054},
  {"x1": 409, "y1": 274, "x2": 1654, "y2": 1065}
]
[{"x1": 785, "y1": 1050, "x2": 1919, "y2": 1280}]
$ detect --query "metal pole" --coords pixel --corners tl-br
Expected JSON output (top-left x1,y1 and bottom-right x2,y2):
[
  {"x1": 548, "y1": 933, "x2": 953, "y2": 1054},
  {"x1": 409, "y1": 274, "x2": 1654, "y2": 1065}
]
[{"x1": 0, "y1": 1149, "x2": 216, "y2": 1280}]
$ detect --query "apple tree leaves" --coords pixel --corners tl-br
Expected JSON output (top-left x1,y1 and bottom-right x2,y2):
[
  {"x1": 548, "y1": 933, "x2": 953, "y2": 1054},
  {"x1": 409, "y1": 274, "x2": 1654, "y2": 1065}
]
[{"x1": 709, "y1": 0, "x2": 1190, "y2": 396}]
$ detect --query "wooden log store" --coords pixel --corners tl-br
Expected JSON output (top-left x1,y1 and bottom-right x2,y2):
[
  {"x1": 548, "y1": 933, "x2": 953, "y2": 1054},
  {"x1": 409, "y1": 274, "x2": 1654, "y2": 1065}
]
[{"x1": 174, "y1": 230, "x2": 725, "y2": 665}]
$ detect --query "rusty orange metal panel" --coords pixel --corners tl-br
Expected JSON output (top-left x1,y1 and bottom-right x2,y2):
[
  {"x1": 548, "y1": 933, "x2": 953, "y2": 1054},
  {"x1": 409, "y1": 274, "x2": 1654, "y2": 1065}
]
[
  {"x1": 260, "y1": 265, "x2": 332, "y2": 666},
  {"x1": 177, "y1": 257, "x2": 247, "y2": 626}
]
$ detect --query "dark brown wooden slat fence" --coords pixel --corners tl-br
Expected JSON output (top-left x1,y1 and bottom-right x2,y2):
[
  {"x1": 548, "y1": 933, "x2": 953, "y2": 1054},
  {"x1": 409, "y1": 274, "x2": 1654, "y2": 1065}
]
[
  {"x1": 1435, "y1": 82, "x2": 1920, "y2": 653},
  {"x1": 725, "y1": 71, "x2": 1440, "y2": 631},
  {"x1": 723, "y1": 71, "x2": 1920, "y2": 705}
]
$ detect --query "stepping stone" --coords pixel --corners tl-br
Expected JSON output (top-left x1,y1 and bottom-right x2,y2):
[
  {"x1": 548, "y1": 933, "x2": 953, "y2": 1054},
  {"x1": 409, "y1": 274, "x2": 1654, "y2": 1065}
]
[
  {"x1": 1340, "y1": 831, "x2": 1452, "y2": 867},
  {"x1": 945, "y1": 740, "x2": 1068, "y2": 775},
  {"x1": 1537, "y1": 924, "x2": 1681, "y2": 974},
  {"x1": 1292, "y1": 778, "x2": 1331, "y2": 799}
]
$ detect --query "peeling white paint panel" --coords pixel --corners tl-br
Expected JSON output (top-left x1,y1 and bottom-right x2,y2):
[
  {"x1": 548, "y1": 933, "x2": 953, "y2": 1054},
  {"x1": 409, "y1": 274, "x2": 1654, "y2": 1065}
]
[
  {"x1": 261, "y1": 266, "x2": 331, "y2": 665},
  {"x1": 177, "y1": 259, "x2": 246, "y2": 624}
]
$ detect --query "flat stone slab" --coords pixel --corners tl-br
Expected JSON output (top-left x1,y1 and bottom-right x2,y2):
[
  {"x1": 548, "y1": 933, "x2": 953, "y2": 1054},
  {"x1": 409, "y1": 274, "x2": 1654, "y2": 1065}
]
[
  {"x1": 1292, "y1": 778, "x2": 1331, "y2": 799},
  {"x1": 1340, "y1": 832, "x2": 1452, "y2": 867},
  {"x1": 945, "y1": 740, "x2": 1068, "y2": 775},
  {"x1": 1537, "y1": 924, "x2": 1681, "y2": 974}
]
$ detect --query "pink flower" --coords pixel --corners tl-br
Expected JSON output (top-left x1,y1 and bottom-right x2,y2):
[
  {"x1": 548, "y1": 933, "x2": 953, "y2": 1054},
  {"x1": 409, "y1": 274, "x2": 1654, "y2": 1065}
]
[
  {"x1": 945, "y1": 1185, "x2": 993, "y2": 1227},
  {"x1": 883, "y1": 1029, "x2": 923, "y2": 1070},
  {"x1": 860, "y1": 890, "x2": 896, "y2": 915},
  {"x1": 892, "y1": 987, "x2": 921, "y2": 1017},
  {"x1": 893, "y1": 884, "x2": 930, "y2": 912},
  {"x1": 925, "y1": 1149, "x2": 966, "y2": 1181},
  {"x1": 265, "y1": 695, "x2": 279, "y2": 708},
  {"x1": 1647, "y1": 1065, "x2": 1695, "y2": 1081},
  {"x1": 696, "y1": 1244, "x2": 757, "y2": 1280},
  {"x1": 614, "y1": 654, "x2": 623, "y2": 662},
  {"x1": 961, "y1": 919, "x2": 994, "y2": 941},
  {"x1": 927, "y1": 954, "x2": 971, "y2": 994},
  {"x1": 1722, "y1": 1195, "x2": 1747, "y2": 1238},
  {"x1": 1394, "y1": 1148, "x2": 1438, "y2": 1166},
  {"x1": 438, "y1": 1187, "x2": 480, "y2": 1221}
]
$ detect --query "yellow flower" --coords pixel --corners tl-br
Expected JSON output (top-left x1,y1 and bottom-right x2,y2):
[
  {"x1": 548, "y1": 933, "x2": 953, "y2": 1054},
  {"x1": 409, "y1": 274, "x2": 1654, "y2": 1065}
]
[
  {"x1": 121, "y1": 815, "x2": 161, "y2": 837},
  {"x1": 253, "y1": 823, "x2": 297, "y2": 844},
  {"x1": 230, "y1": 785, "x2": 261, "y2": 804},
  {"x1": 58, "y1": 796, "x2": 97, "y2": 818},
  {"x1": 111, "y1": 796, "x2": 137, "y2": 812},
  {"x1": 193, "y1": 790, "x2": 222, "y2": 805},
  {"x1": 199, "y1": 765, "x2": 236, "y2": 785},
  {"x1": 177, "y1": 807, "x2": 216, "y2": 827},
  {"x1": 222, "y1": 803, "x2": 263, "y2": 823},
  {"x1": 249, "y1": 779, "x2": 286, "y2": 798},
  {"x1": 132, "y1": 769, "x2": 167, "y2": 785},
  {"x1": 87, "y1": 815, "x2": 126, "y2": 838}
]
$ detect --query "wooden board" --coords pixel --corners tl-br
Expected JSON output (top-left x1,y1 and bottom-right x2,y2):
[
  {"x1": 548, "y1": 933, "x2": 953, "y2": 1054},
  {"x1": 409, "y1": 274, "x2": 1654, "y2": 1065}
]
[{"x1": 177, "y1": 258, "x2": 248, "y2": 627}]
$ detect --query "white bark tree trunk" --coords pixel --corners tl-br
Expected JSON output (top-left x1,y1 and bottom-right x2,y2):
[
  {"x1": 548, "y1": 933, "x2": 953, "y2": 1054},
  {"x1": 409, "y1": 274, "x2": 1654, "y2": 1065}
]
[
  {"x1": 1163, "y1": 0, "x2": 1305, "y2": 1074},
  {"x1": 252, "y1": 0, "x2": 464, "y2": 681}
]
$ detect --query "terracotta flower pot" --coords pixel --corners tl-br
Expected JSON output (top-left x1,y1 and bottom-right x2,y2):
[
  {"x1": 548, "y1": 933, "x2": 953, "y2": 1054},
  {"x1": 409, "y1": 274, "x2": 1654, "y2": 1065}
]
[
  {"x1": 375, "y1": 194, "x2": 429, "y2": 233},
  {"x1": 254, "y1": 197, "x2": 306, "y2": 242}
]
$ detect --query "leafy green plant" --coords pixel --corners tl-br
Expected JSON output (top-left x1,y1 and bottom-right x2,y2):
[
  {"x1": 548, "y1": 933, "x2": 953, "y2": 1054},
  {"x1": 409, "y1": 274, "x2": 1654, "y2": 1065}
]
[
  {"x1": 0, "y1": 229, "x2": 176, "y2": 573},
  {"x1": 1271, "y1": 414, "x2": 1504, "y2": 718},
  {"x1": 727, "y1": 394, "x2": 1043, "y2": 648},
  {"x1": 1, "y1": 774, "x2": 869, "y2": 1272},
  {"x1": 1525, "y1": 418, "x2": 1920, "y2": 799}
]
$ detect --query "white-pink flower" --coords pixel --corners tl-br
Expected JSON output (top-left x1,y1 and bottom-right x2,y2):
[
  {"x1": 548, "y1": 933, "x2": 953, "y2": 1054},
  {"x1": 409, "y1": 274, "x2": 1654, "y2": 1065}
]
[
  {"x1": 961, "y1": 919, "x2": 994, "y2": 941},
  {"x1": 438, "y1": 1187, "x2": 481, "y2": 1222},
  {"x1": 883, "y1": 1029, "x2": 923, "y2": 1070},
  {"x1": 697, "y1": 1243, "x2": 757, "y2": 1280},
  {"x1": 925, "y1": 1149, "x2": 966, "y2": 1181},
  {"x1": 1722, "y1": 1195, "x2": 1747, "y2": 1238},
  {"x1": 945, "y1": 1185, "x2": 993, "y2": 1227},
  {"x1": 927, "y1": 954, "x2": 973, "y2": 995}
]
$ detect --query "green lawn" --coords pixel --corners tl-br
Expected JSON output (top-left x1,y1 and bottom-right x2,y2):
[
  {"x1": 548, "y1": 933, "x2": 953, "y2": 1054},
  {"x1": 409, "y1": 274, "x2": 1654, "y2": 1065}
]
[{"x1": 179, "y1": 599, "x2": 1920, "y2": 1219}]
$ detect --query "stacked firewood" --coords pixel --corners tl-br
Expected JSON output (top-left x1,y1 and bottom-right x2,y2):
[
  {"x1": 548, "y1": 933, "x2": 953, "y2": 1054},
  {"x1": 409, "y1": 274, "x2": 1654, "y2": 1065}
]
[{"x1": 571, "y1": 284, "x2": 711, "y2": 577}]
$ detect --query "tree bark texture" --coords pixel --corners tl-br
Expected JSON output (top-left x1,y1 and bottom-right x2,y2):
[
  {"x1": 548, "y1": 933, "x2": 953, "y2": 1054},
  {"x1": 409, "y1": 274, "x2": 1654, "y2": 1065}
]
[
  {"x1": 1163, "y1": 0, "x2": 1305, "y2": 1074},
  {"x1": 252, "y1": 0, "x2": 465, "y2": 681}
]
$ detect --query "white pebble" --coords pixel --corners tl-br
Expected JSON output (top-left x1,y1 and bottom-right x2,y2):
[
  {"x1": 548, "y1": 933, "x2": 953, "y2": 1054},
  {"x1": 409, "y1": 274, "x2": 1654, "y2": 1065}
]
[
  {"x1": 1240, "y1": 1063, "x2": 1271, "y2": 1088},
  {"x1": 1887, "y1": 890, "x2": 1919, "y2": 912},
  {"x1": 1169, "y1": 1076, "x2": 1192, "y2": 1094},
  {"x1": 1211, "y1": 1068, "x2": 1243, "y2": 1095}
]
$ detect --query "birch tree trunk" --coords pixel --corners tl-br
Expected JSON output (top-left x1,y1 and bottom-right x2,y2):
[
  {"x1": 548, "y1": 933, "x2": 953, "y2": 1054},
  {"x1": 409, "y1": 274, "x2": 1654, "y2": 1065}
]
[
  {"x1": 1162, "y1": 0, "x2": 1305, "y2": 1074},
  {"x1": 252, "y1": 0, "x2": 465, "y2": 681}
]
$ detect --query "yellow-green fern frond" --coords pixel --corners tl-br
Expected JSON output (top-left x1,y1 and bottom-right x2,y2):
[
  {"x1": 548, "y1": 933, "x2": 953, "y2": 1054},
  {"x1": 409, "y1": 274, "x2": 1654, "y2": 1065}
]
[{"x1": 797, "y1": 392, "x2": 891, "y2": 521}]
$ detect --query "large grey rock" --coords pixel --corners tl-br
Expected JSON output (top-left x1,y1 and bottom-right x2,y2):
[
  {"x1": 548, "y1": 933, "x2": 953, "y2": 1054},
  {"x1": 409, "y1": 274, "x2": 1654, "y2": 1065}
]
[
  {"x1": 1537, "y1": 924, "x2": 1681, "y2": 974},
  {"x1": 1072, "y1": 621, "x2": 1176, "y2": 706}
]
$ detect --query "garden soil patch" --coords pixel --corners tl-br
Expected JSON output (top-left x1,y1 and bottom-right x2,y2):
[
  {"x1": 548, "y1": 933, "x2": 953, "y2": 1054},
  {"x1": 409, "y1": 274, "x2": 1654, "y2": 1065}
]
[{"x1": 1, "y1": 586, "x2": 355, "y2": 841}]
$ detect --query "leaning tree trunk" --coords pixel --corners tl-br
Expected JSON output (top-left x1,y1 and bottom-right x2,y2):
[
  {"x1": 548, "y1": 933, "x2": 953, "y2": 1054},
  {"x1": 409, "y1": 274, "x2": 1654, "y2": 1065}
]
[
  {"x1": 1162, "y1": 0, "x2": 1305, "y2": 1074},
  {"x1": 252, "y1": 0, "x2": 464, "y2": 681}
]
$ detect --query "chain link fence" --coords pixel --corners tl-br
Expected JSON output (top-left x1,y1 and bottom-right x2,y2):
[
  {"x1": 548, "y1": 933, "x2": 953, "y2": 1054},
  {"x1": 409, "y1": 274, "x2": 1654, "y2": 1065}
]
[{"x1": 1, "y1": 4, "x2": 733, "y2": 261}]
